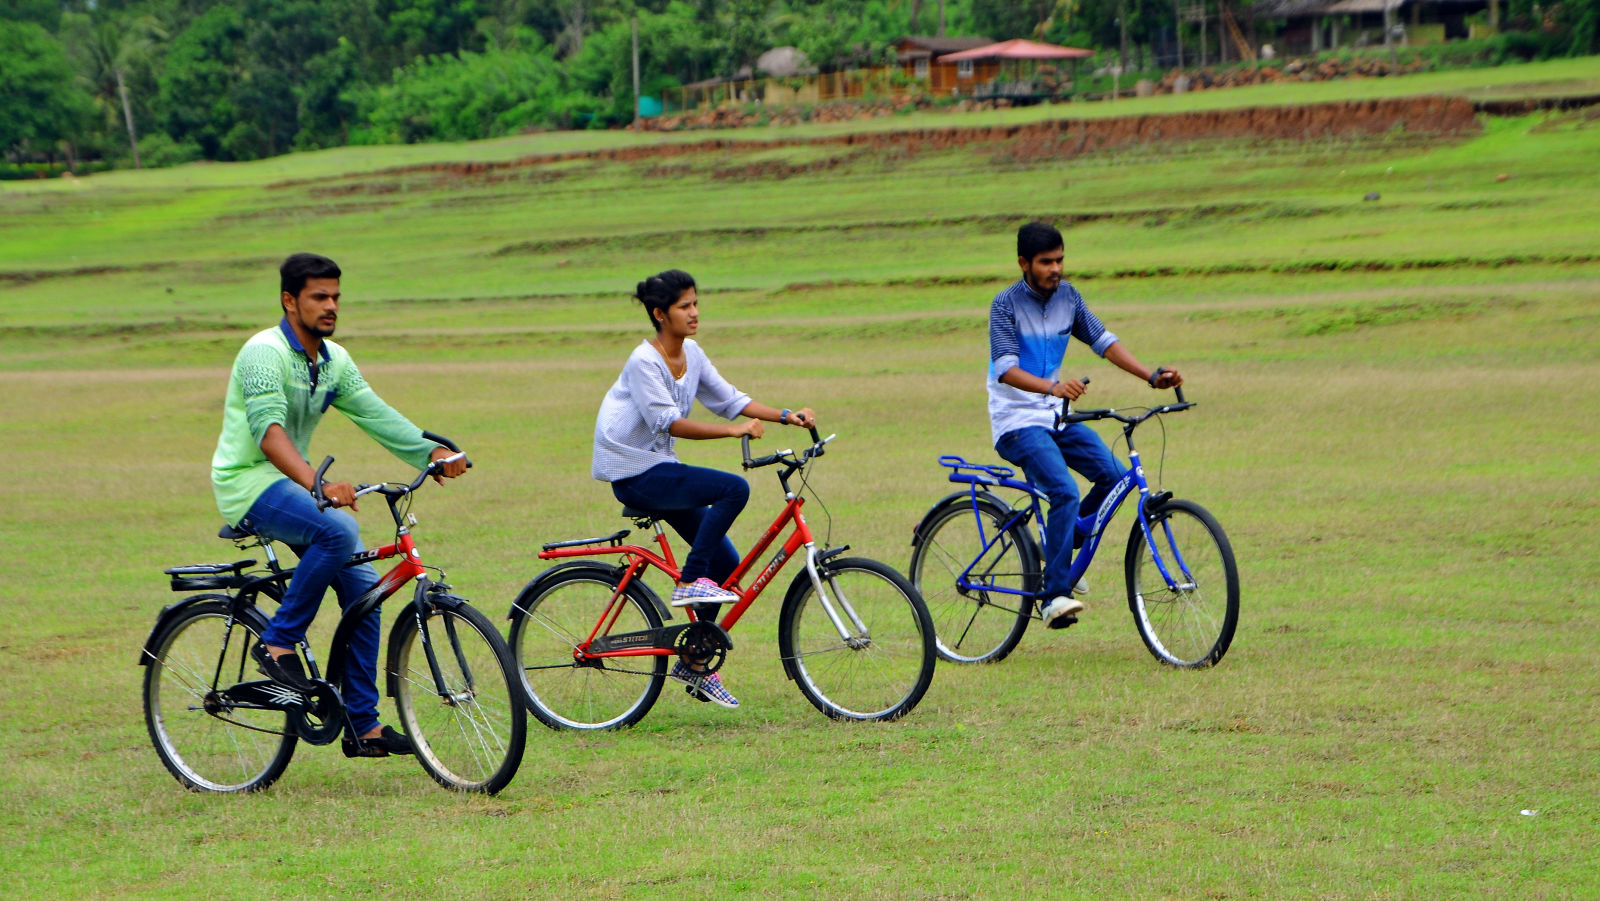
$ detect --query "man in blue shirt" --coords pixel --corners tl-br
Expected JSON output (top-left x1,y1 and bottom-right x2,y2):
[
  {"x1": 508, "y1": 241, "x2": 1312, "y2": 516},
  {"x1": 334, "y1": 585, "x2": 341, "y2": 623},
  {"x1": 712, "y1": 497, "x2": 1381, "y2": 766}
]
[{"x1": 988, "y1": 221, "x2": 1183, "y2": 629}]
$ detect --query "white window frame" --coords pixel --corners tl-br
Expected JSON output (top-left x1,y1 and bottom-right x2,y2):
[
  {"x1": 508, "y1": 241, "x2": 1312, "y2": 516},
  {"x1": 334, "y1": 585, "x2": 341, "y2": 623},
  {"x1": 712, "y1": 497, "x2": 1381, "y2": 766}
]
[
  {"x1": 957, "y1": 60, "x2": 974, "y2": 79},
  {"x1": 914, "y1": 57, "x2": 929, "y2": 78}
]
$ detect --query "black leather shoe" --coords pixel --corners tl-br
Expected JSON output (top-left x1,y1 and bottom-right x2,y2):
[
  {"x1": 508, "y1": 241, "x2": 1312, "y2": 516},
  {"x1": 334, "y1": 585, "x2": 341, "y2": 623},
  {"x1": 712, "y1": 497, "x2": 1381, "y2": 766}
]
[
  {"x1": 342, "y1": 725, "x2": 415, "y2": 758},
  {"x1": 250, "y1": 641, "x2": 316, "y2": 693}
]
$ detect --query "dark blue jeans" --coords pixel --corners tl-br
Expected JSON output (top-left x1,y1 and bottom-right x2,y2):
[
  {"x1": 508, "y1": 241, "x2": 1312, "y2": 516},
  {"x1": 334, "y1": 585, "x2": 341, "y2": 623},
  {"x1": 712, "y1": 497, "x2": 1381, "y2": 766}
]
[
  {"x1": 611, "y1": 462, "x2": 748, "y2": 585},
  {"x1": 240, "y1": 478, "x2": 383, "y2": 735},
  {"x1": 994, "y1": 424, "x2": 1122, "y2": 598}
]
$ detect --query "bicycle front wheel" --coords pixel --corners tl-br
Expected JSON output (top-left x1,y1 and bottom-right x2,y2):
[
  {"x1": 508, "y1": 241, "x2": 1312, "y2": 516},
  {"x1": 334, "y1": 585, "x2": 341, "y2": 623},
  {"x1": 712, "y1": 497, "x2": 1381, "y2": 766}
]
[
  {"x1": 778, "y1": 557, "x2": 936, "y2": 722},
  {"x1": 908, "y1": 497, "x2": 1038, "y2": 664},
  {"x1": 508, "y1": 566, "x2": 666, "y2": 731},
  {"x1": 1125, "y1": 499, "x2": 1239, "y2": 668},
  {"x1": 391, "y1": 602, "x2": 527, "y2": 794},
  {"x1": 142, "y1": 598, "x2": 297, "y2": 793}
]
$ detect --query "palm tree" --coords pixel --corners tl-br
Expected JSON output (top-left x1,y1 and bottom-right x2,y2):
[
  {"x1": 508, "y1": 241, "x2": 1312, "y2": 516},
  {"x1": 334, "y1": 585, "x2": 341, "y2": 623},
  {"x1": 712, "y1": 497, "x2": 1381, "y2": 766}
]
[{"x1": 61, "y1": 11, "x2": 166, "y2": 169}]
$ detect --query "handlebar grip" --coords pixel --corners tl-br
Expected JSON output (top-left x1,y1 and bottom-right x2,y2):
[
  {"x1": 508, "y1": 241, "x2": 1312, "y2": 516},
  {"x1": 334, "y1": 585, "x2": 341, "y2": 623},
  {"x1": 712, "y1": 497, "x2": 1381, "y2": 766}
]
[
  {"x1": 422, "y1": 430, "x2": 460, "y2": 453},
  {"x1": 741, "y1": 434, "x2": 753, "y2": 469},
  {"x1": 1174, "y1": 385, "x2": 1186, "y2": 404},
  {"x1": 313, "y1": 456, "x2": 335, "y2": 508}
]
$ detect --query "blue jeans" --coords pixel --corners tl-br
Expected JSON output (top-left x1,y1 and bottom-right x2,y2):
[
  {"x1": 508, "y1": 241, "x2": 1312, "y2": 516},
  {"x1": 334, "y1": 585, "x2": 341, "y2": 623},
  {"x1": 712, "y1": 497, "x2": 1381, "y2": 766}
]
[
  {"x1": 240, "y1": 478, "x2": 383, "y2": 735},
  {"x1": 611, "y1": 462, "x2": 748, "y2": 585},
  {"x1": 995, "y1": 424, "x2": 1122, "y2": 598}
]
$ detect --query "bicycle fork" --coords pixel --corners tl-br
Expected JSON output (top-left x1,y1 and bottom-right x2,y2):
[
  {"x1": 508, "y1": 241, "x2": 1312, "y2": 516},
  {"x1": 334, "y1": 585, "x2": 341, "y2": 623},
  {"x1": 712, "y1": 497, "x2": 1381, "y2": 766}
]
[
  {"x1": 803, "y1": 544, "x2": 871, "y2": 648},
  {"x1": 1139, "y1": 508, "x2": 1197, "y2": 593},
  {"x1": 409, "y1": 578, "x2": 477, "y2": 706}
]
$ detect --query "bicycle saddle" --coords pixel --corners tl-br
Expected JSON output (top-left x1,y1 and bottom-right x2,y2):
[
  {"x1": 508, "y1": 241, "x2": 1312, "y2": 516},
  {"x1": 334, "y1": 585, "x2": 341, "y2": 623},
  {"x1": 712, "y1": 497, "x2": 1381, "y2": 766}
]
[
  {"x1": 218, "y1": 523, "x2": 254, "y2": 540},
  {"x1": 619, "y1": 505, "x2": 658, "y2": 522}
]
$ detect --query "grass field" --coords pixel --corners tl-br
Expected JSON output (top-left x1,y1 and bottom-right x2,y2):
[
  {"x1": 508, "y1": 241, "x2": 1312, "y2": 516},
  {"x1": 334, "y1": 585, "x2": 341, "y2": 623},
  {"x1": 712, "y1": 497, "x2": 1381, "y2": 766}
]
[{"x1": 3, "y1": 59, "x2": 1599, "y2": 898}]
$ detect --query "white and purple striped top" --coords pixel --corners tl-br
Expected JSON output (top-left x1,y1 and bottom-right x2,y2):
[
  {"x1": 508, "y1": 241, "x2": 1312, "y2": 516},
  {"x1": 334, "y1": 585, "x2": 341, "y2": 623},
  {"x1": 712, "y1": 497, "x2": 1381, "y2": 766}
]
[{"x1": 592, "y1": 339, "x2": 752, "y2": 481}]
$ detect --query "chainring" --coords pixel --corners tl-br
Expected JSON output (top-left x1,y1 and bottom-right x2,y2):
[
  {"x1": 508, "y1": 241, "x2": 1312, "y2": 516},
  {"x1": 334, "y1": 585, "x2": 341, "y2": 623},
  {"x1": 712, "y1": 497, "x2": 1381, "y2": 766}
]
[
  {"x1": 673, "y1": 621, "x2": 733, "y2": 674},
  {"x1": 289, "y1": 682, "x2": 343, "y2": 745}
]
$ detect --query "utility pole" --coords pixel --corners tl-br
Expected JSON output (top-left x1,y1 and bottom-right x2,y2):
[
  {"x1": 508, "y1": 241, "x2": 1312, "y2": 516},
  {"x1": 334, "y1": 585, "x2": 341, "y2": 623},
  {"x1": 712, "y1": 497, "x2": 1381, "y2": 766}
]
[
  {"x1": 1382, "y1": 0, "x2": 1398, "y2": 68},
  {"x1": 1175, "y1": 0, "x2": 1184, "y2": 68},
  {"x1": 631, "y1": 16, "x2": 641, "y2": 125},
  {"x1": 1119, "y1": 0, "x2": 1129, "y2": 73}
]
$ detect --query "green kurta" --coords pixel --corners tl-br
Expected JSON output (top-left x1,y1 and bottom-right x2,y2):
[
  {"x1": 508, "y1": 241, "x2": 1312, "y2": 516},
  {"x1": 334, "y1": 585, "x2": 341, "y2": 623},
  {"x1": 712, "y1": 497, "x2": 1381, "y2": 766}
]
[{"x1": 211, "y1": 320, "x2": 436, "y2": 527}]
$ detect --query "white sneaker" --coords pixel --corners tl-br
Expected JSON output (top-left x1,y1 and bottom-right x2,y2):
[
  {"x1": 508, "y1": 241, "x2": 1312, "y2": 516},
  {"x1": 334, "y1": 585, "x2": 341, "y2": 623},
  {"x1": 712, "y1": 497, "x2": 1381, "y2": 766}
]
[
  {"x1": 1039, "y1": 595, "x2": 1084, "y2": 629},
  {"x1": 1072, "y1": 576, "x2": 1089, "y2": 596}
]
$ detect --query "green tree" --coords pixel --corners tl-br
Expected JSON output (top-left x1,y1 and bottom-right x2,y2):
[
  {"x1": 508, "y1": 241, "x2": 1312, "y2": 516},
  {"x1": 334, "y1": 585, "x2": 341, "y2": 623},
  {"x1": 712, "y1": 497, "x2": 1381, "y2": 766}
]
[
  {"x1": 158, "y1": 5, "x2": 250, "y2": 159},
  {"x1": 0, "y1": 0, "x2": 61, "y2": 28},
  {"x1": 61, "y1": 11, "x2": 168, "y2": 168},
  {"x1": 350, "y1": 29, "x2": 574, "y2": 141},
  {"x1": 0, "y1": 21, "x2": 93, "y2": 159}
]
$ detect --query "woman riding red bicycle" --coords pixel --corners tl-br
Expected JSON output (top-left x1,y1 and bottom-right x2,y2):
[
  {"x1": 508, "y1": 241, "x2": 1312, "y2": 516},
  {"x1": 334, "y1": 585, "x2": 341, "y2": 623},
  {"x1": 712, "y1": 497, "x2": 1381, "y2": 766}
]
[{"x1": 591, "y1": 268, "x2": 815, "y2": 708}]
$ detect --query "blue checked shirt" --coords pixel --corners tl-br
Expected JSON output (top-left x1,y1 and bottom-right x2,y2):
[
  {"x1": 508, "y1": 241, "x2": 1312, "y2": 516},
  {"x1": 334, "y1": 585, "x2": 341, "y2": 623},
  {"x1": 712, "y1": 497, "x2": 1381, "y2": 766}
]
[{"x1": 987, "y1": 278, "x2": 1118, "y2": 445}]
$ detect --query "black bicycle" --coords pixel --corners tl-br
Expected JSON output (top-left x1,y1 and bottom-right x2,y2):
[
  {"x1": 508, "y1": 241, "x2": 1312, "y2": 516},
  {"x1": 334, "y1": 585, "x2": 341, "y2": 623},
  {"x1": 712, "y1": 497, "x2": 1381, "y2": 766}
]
[{"x1": 140, "y1": 435, "x2": 527, "y2": 794}]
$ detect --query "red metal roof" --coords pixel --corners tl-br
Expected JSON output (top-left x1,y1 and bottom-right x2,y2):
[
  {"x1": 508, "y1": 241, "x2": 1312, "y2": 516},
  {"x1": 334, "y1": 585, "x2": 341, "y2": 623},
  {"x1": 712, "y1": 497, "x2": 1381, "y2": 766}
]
[{"x1": 938, "y1": 38, "x2": 1094, "y2": 61}]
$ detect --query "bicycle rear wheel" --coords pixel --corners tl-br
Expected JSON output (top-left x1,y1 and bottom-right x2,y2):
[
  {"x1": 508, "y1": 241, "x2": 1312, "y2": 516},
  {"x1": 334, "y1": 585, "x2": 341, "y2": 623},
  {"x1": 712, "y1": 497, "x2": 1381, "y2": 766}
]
[
  {"x1": 1125, "y1": 499, "x2": 1239, "y2": 668},
  {"x1": 142, "y1": 598, "x2": 297, "y2": 793},
  {"x1": 778, "y1": 557, "x2": 936, "y2": 722},
  {"x1": 908, "y1": 497, "x2": 1038, "y2": 664},
  {"x1": 508, "y1": 566, "x2": 667, "y2": 730},
  {"x1": 391, "y1": 601, "x2": 526, "y2": 794}
]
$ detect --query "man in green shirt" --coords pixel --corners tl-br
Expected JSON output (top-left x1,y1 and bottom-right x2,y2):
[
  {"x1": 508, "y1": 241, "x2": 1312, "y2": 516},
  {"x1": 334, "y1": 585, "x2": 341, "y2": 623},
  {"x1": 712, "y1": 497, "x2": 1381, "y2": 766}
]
[{"x1": 212, "y1": 252, "x2": 466, "y2": 758}]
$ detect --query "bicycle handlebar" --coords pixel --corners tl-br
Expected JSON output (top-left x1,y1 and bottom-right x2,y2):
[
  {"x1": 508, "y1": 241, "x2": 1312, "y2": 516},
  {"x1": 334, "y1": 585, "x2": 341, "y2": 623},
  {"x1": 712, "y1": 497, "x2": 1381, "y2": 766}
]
[
  {"x1": 313, "y1": 432, "x2": 471, "y2": 510},
  {"x1": 742, "y1": 425, "x2": 830, "y2": 471},
  {"x1": 1055, "y1": 378, "x2": 1195, "y2": 431}
]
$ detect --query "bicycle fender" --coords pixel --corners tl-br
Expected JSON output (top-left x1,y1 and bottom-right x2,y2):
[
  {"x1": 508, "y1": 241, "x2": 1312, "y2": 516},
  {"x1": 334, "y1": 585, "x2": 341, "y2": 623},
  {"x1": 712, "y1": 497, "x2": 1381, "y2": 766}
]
[
  {"x1": 136, "y1": 593, "x2": 271, "y2": 667},
  {"x1": 910, "y1": 490, "x2": 1014, "y2": 548},
  {"x1": 506, "y1": 560, "x2": 671, "y2": 624}
]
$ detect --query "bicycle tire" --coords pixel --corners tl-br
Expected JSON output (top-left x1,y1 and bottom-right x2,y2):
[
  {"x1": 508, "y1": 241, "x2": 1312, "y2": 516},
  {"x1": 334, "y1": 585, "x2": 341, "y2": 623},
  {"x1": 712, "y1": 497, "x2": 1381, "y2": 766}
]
[
  {"x1": 1124, "y1": 498, "x2": 1239, "y2": 668},
  {"x1": 908, "y1": 496, "x2": 1039, "y2": 664},
  {"x1": 508, "y1": 565, "x2": 667, "y2": 731},
  {"x1": 390, "y1": 601, "x2": 527, "y2": 794},
  {"x1": 142, "y1": 598, "x2": 297, "y2": 793},
  {"x1": 778, "y1": 557, "x2": 937, "y2": 722}
]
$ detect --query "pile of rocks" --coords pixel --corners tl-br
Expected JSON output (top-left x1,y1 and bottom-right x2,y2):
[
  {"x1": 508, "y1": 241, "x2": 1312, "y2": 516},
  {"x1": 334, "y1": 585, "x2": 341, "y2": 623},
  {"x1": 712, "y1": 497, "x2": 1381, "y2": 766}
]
[
  {"x1": 1160, "y1": 56, "x2": 1428, "y2": 93},
  {"x1": 638, "y1": 96, "x2": 967, "y2": 132}
]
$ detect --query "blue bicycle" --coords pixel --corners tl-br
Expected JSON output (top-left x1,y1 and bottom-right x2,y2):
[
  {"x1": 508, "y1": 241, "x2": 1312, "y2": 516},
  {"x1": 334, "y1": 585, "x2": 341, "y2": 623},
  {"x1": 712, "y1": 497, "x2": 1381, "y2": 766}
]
[{"x1": 907, "y1": 384, "x2": 1238, "y2": 667}]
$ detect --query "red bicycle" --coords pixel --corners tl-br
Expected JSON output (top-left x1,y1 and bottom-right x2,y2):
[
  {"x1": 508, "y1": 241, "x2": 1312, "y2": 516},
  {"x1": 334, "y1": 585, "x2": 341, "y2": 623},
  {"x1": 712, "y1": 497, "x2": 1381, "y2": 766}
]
[
  {"x1": 508, "y1": 428, "x2": 937, "y2": 727},
  {"x1": 141, "y1": 435, "x2": 527, "y2": 794}
]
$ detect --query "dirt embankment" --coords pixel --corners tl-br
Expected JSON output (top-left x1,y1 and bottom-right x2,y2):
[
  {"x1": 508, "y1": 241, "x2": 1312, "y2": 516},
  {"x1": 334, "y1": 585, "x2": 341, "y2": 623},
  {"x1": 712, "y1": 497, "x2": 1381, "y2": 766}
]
[{"x1": 273, "y1": 96, "x2": 1478, "y2": 190}]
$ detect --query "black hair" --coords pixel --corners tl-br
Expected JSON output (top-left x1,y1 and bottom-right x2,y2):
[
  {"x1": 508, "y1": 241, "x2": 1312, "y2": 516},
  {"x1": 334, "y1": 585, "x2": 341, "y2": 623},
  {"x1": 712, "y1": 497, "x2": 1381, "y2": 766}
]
[
  {"x1": 280, "y1": 252, "x2": 341, "y2": 301},
  {"x1": 634, "y1": 269, "x2": 697, "y2": 331},
  {"x1": 1016, "y1": 221, "x2": 1064, "y2": 261}
]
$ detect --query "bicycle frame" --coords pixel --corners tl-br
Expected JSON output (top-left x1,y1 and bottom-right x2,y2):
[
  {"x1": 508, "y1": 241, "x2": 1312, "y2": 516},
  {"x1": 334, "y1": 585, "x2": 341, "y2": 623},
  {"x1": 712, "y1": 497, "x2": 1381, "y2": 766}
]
[
  {"x1": 537, "y1": 492, "x2": 820, "y2": 657},
  {"x1": 534, "y1": 429, "x2": 863, "y2": 660},
  {"x1": 144, "y1": 448, "x2": 476, "y2": 735},
  {"x1": 941, "y1": 399, "x2": 1198, "y2": 603}
]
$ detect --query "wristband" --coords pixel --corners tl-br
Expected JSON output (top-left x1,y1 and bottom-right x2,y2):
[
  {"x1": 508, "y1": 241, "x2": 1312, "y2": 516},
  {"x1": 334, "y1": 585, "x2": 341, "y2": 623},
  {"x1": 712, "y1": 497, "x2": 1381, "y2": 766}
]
[
  {"x1": 1147, "y1": 367, "x2": 1167, "y2": 388},
  {"x1": 1048, "y1": 381, "x2": 1059, "y2": 397},
  {"x1": 780, "y1": 409, "x2": 791, "y2": 425}
]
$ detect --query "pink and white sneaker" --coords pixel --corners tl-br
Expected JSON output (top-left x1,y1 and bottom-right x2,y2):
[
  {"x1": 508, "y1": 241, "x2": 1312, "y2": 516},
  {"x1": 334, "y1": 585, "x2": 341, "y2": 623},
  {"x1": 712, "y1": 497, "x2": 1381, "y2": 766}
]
[
  {"x1": 671, "y1": 661, "x2": 740, "y2": 709},
  {"x1": 670, "y1": 578, "x2": 740, "y2": 606}
]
